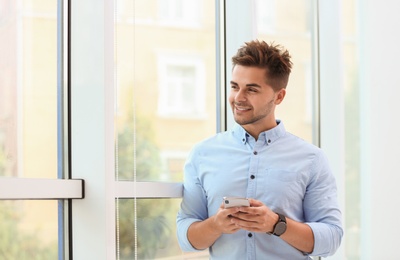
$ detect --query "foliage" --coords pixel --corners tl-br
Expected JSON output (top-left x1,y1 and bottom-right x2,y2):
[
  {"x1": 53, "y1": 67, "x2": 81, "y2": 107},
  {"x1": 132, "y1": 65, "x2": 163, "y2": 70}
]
[
  {"x1": 117, "y1": 112, "x2": 177, "y2": 259},
  {"x1": 117, "y1": 115, "x2": 161, "y2": 181},
  {"x1": 0, "y1": 144, "x2": 6, "y2": 176},
  {"x1": 0, "y1": 202, "x2": 57, "y2": 259},
  {"x1": 118, "y1": 199, "x2": 177, "y2": 259}
]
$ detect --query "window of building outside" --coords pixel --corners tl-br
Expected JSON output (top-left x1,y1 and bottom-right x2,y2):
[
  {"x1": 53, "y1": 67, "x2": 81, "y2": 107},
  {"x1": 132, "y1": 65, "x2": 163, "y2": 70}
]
[
  {"x1": 0, "y1": 0, "x2": 59, "y2": 258},
  {"x1": 157, "y1": 54, "x2": 206, "y2": 119},
  {"x1": 255, "y1": 0, "x2": 276, "y2": 35},
  {"x1": 157, "y1": 0, "x2": 201, "y2": 28}
]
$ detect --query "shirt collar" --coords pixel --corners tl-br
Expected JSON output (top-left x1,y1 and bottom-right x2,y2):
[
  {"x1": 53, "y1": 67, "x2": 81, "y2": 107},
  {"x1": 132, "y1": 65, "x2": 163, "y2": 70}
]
[{"x1": 232, "y1": 120, "x2": 286, "y2": 145}]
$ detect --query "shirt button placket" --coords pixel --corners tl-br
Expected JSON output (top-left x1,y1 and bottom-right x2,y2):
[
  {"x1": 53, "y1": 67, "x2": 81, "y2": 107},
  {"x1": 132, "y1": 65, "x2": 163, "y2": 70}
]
[
  {"x1": 246, "y1": 147, "x2": 259, "y2": 260},
  {"x1": 249, "y1": 151, "x2": 257, "y2": 185},
  {"x1": 247, "y1": 149, "x2": 258, "y2": 200}
]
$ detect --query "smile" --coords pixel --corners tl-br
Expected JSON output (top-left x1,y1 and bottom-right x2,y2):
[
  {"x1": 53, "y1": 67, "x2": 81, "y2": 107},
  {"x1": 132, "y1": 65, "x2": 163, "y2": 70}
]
[{"x1": 235, "y1": 106, "x2": 251, "y2": 111}]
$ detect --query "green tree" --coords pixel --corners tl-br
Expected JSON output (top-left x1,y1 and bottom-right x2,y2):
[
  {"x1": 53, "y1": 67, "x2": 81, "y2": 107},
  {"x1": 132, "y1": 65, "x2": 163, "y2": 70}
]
[
  {"x1": 0, "y1": 144, "x2": 6, "y2": 176},
  {"x1": 117, "y1": 114, "x2": 161, "y2": 181},
  {"x1": 117, "y1": 113, "x2": 177, "y2": 259},
  {"x1": 0, "y1": 201, "x2": 57, "y2": 259}
]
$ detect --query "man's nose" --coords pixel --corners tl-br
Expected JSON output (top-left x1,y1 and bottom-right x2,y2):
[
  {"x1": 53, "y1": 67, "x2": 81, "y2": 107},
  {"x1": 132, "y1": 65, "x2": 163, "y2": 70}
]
[{"x1": 234, "y1": 89, "x2": 246, "y2": 102}]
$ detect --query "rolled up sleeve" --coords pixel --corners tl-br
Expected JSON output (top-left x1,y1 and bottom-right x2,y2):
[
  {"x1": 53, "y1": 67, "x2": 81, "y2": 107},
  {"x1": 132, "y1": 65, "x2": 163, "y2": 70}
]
[
  {"x1": 176, "y1": 148, "x2": 208, "y2": 252},
  {"x1": 306, "y1": 222, "x2": 343, "y2": 257},
  {"x1": 303, "y1": 152, "x2": 344, "y2": 257}
]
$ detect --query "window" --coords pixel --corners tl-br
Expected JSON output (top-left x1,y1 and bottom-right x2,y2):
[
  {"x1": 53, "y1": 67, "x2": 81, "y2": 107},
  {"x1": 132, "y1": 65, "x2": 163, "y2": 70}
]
[
  {"x1": 0, "y1": 0, "x2": 74, "y2": 259},
  {"x1": 157, "y1": 0, "x2": 201, "y2": 28},
  {"x1": 115, "y1": 0, "x2": 215, "y2": 258},
  {"x1": 255, "y1": 0, "x2": 276, "y2": 34},
  {"x1": 157, "y1": 54, "x2": 206, "y2": 118}
]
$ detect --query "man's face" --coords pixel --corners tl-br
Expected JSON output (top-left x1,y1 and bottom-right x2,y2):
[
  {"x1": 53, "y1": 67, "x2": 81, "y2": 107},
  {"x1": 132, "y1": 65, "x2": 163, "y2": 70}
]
[{"x1": 229, "y1": 65, "x2": 285, "y2": 134}]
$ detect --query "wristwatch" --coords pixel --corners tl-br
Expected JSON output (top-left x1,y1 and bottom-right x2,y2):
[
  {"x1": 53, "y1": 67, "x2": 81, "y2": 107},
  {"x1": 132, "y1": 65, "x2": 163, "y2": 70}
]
[{"x1": 271, "y1": 212, "x2": 287, "y2": 236}]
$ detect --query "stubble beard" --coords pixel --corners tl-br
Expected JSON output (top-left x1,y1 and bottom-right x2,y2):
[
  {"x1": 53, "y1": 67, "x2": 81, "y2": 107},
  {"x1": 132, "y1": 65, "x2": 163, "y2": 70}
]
[{"x1": 232, "y1": 98, "x2": 275, "y2": 126}]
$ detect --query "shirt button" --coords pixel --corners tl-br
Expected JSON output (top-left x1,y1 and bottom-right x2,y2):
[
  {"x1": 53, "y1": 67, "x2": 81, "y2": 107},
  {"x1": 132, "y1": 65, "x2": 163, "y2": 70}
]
[
  {"x1": 250, "y1": 175, "x2": 255, "y2": 179},
  {"x1": 253, "y1": 151, "x2": 258, "y2": 155},
  {"x1": 268, "y1": 139, "x2": 271, "y2": 143},
  {"x1": 248, "y1": 233, "x2": 253, "y2": 238}
]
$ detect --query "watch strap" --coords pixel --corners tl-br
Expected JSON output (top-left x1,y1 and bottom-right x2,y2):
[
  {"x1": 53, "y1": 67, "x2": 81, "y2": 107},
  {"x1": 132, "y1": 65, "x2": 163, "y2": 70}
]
[{"x1": 267, "y1": 212, "x2": 287, "y2": 236}]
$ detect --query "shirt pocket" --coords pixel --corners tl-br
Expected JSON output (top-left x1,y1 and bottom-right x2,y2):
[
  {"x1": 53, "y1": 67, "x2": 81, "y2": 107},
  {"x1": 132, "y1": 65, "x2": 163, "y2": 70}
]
[{"x1": 262, "y1": 169, "x2": 303, "y2": 210}]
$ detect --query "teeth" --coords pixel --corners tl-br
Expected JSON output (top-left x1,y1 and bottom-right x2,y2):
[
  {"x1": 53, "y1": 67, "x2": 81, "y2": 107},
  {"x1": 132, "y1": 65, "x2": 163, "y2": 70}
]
[{"x1": 236, "y1": 106, "x2": 250, "y2": 111}]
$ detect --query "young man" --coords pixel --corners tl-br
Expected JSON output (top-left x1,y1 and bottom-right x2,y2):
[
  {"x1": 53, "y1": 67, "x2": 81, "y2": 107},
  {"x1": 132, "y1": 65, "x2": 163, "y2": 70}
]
[{"x1": 177, "y1": 40, "x2": 343, "y2": 259}]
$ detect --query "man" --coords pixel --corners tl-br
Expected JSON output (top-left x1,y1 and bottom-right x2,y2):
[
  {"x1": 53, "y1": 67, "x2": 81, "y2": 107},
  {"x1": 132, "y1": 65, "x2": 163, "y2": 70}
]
[{"x1": 176, "y1": 40, "x2": 343, "y2": 259}]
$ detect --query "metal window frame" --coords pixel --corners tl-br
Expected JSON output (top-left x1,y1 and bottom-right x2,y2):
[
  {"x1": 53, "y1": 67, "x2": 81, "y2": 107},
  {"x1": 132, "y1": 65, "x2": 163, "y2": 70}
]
[{"x1": 0, "y1": 178, "x2": 84, "y2": 200}]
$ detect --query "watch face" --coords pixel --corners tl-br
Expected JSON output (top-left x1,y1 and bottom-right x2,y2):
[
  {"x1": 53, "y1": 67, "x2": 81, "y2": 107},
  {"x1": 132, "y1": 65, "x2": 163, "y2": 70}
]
[{"x1": 275, "y1": 222, "x2": 287, "y2": 236}]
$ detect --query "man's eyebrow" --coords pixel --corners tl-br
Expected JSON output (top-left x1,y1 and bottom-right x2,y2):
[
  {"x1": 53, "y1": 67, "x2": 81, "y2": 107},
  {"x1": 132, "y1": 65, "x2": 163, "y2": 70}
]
[
  {"x1": 230, "y1": 81, "x2": 261, "y2": 88},
  {"x1": 246, "y1": 83, "x2": 261, "y2": 88},
  {"x1": 230, "y1": 81, "x2": 238, "y2": 85}
]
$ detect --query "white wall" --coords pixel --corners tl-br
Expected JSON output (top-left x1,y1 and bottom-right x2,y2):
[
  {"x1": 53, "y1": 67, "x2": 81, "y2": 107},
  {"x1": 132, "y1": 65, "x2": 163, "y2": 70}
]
[{"x1": 358, "y1": 0, "x2": 400, "y2": 258}]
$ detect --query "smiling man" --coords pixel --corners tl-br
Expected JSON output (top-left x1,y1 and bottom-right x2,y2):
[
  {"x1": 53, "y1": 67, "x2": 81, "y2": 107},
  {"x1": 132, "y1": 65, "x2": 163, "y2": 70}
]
[{"x1": 177, "y1": 40, "x2": 343, "y2": 259}]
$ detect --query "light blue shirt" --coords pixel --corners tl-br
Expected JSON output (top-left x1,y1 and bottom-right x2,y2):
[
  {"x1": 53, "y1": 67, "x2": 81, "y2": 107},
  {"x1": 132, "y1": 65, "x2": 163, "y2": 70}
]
[{"x1": 177, "y1": 121, "x2": 343, "y2": 259}]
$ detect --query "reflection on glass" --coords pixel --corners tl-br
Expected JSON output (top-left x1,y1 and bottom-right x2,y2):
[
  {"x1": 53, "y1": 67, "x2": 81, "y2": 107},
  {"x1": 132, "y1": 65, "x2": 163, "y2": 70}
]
[
  {"x1": 0, "y1": 200, "x2": 58, "y2": 258},
  {"x1": 115, "y1": 0, "x2": 216, "y2": 182}
]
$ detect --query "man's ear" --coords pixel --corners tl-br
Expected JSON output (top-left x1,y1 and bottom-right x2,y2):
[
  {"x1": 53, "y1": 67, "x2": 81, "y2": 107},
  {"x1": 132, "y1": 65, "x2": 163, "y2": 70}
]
[{"x1": 275, "y1": 89, "x2": 286, "y2": 104}]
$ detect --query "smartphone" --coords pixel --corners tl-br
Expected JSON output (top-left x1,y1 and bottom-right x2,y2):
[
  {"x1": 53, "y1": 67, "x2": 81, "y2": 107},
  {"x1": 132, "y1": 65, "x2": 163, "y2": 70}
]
[{"x1": 223, "y1": 196, "x2": 250, "y2": 208}]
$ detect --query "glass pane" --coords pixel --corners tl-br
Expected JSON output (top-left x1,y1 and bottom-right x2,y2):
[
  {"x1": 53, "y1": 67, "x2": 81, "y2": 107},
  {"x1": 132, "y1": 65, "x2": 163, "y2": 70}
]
[
  {"x1": 0, "y1": 0, "x2": 58, "y2": 179},
  {"x1": 0, "y1": 200, "x2": 58, "y2": 258},
  {"x1": 115, "y1": 0, "x2": 215, "y2": 258},
  {"x1": 115, "y1": 0, "x2": 216, "y2": 182},
  {"x1": 117, "y1": 198, "x2": 208, "y2": 259},
  {"x1": 254, "y1": 0, "x2": 313, "y2": 142},
  {"x1": 0, "y1": 1, "x2": 61, "y2": 258},
  {"x1": 225, "y1": 0, "x2": 313, "y2": 142}
]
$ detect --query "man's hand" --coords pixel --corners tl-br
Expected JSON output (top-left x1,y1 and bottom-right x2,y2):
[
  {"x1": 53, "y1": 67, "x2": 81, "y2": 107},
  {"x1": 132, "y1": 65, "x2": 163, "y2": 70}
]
[
  {"x1": 210, "y1": 202, "x2": 244, "y2": 234},
  {"x1": 229, "y1": 198, "x2": 278, "y2": 233},
  {"x1": 187, "y1": 202, "x2": 243, "y2": 250}
]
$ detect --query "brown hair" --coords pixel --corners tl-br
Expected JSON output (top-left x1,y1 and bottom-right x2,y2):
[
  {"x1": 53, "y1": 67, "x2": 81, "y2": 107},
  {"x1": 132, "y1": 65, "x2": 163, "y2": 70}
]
[{"x1": 232, "y1": 40, "x2": 292, "y2": 91}]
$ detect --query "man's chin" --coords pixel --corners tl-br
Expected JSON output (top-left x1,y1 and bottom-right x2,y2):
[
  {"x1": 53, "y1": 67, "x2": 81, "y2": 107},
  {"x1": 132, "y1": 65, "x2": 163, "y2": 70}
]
[{"x1": 234, "y1": 118, "x2": 251, "y2": 126}]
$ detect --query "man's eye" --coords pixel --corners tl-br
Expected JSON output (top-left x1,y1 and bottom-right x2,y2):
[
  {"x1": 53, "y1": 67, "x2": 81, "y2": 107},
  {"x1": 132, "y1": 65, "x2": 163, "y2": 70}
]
[
  {"x1": 248, "y1": 88, "x2": 257, "y2": 92},
  {"x1": 231, "y1": 85, "x2": 238, "y2": 89}
]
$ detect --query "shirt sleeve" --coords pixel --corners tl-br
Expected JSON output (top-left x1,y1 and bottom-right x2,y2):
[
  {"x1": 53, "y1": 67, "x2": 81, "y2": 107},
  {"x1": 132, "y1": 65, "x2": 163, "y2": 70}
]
[
  {"x1": 176, "y1": 147, "x2": 209, "y2": 252},
  {"x1": 303, "y1": 151, "x2": 344, "y2": 257}
]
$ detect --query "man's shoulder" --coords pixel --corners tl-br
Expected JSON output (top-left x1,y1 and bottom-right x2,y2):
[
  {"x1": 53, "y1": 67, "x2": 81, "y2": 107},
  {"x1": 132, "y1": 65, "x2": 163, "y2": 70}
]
[
  {"x1": 194, "y1": 130, "x2": 232, "y2": 147},
  {"x1": 283, "y1": 131, "x2": 323, "y2": 153}
]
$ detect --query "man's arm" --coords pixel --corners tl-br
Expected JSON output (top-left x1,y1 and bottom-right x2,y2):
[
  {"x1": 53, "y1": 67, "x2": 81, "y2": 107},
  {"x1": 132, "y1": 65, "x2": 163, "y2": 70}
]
[
  {"x1": 187, "y1": 205, "x2": 242, "y2": 250},
  {"x1": 281, "y1": 217, "x2": 314, "y2": 253}
]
